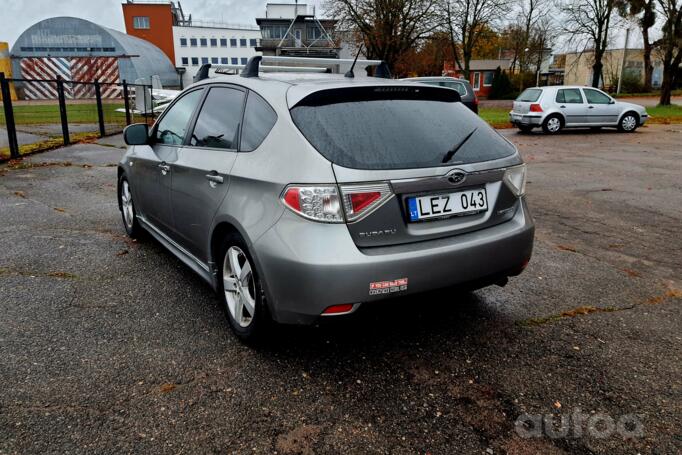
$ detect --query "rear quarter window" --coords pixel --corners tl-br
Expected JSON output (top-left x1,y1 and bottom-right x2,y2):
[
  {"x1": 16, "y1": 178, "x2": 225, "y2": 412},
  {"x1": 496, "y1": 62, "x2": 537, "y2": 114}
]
[
  {"x1": 516, "y1": 88, "x2": 542, "y2": 102},
  {"x1": 290, "y1": 86, "x2": 516, "y2": 170}
]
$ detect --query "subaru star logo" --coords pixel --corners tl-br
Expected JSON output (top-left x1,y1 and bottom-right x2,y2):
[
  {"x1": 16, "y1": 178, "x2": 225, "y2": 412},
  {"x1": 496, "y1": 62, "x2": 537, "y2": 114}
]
[{"x1": 446, "y1": 169, "x2": 467, "y2": 185}]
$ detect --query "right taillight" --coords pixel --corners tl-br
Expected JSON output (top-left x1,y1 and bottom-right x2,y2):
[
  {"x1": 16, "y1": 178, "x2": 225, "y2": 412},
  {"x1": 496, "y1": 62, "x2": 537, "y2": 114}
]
[
  {"x1": 503, "y1": 164, "x2": 527, "y2": 196},
  {"x1": 339, "y1": 183, "x2": 393, "y2": 222}
]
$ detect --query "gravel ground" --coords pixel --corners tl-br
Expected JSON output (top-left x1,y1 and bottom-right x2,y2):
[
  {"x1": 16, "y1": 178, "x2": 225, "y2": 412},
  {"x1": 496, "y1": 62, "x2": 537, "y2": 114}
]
[{"x1": 0, "y1": 125, "x2": 680, "y2": 454}]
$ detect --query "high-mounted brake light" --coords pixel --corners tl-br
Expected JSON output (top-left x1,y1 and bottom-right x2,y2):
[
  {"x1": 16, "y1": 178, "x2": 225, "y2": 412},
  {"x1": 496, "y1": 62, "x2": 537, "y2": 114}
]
[
  {"x1": 339, "y1": 183, "x2": 393, "y2": 222},
  {"x1": 530, "y1": 103, "x2": 543, "y2": 112}
]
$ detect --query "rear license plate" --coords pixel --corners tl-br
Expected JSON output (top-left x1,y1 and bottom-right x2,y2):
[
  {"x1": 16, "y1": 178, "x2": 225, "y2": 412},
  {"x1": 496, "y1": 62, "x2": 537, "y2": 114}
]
[
  {"x1": 407, "y1": 189, "x2": 488, "y2": 222},
  {"x1": 512, "y1": 113, "x2": 522, "y2": 120}
]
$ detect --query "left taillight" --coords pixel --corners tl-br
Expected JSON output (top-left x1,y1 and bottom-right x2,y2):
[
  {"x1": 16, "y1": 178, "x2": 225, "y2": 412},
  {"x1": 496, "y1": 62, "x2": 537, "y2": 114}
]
[
  {"x1": 281, "y1": 183, "x2": 393, "y2": 223},
  {"x1": 529, "y1": 103, "x2": 543, "y2": 112},
  {"x1": 281, "y1": 185, "x2": 344, "y2": 223}
]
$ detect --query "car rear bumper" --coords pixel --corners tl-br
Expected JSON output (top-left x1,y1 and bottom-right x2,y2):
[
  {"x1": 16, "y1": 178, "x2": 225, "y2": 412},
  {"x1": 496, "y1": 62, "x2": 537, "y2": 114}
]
[
  {"x1": 253, "y1": 198, "x2": 535, "y2": 325},
  {"x1": 509, "y1": 112, "x2": 543, "y2": 126}
]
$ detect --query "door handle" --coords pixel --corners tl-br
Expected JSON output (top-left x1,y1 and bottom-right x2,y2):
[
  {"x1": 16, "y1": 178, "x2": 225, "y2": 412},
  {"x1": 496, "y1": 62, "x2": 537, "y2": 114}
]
[
  {"x1": 588, "y1": 106, "x2": 595, "y2": 109},
  {"x1": 560, "y1": 105, "x2": 566, "y2": 108},
  {"x1": 205, "y1": 173, "x2": 224, "y2": 185},
  {"x1": 158, "y1": 163, "x2": 170, "y2": 175}
]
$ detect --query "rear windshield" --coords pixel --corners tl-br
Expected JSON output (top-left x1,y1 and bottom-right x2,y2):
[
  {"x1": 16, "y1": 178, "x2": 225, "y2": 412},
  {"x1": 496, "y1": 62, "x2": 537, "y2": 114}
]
[
  {"x1": 290, "y1": 86, "x2": 516, "y2": 170},
  {"x1": 516, "y1": 88, "x2": 542, "y2": 102}
]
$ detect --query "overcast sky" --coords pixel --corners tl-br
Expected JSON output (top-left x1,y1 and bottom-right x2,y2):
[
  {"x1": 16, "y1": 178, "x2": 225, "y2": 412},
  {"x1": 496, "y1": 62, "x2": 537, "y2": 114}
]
[{"x1": 0, "y1": 0, "x2": 324, "y2": 46}]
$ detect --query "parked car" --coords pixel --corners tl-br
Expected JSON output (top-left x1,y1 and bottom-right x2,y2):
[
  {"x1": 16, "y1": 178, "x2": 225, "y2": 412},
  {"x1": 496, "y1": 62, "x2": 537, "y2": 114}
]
[
  {"x1": 510, "y1": 86, "x2": 648, "y2": 134},
  {"x1": 402, "y1": 76, "x2": 479, "y2": 113},
  {"x1": 118, "y1": 60, "x2": 534, "y2": 341}
]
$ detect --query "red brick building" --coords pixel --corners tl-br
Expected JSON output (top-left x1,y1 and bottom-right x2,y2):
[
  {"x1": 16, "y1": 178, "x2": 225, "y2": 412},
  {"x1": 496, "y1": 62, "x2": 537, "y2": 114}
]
[{"x1": 444, "y1": 59, "x2": 511, "y2": 98}]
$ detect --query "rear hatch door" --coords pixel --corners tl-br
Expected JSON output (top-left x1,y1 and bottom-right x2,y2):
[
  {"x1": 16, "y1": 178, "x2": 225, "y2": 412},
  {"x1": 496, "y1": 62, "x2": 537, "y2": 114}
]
[
  {"x1": 289, "y1": 84, "x2": 523, "y2": 248},
  {"x1": 512, "y1": 88, "x2": 544, "y2": 114}
]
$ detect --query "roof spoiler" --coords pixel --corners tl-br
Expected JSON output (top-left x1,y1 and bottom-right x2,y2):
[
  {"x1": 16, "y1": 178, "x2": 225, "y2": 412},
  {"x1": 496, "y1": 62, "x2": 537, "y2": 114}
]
[{"x1": 237, "y1": 56, "x2": 391, "y2": 79}]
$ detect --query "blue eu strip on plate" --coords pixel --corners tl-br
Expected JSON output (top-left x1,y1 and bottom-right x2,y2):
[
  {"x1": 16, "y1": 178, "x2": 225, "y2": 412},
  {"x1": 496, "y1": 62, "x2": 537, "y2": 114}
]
[{"x1": 407, "y1": 197, "x2": 419, "y2": 222}]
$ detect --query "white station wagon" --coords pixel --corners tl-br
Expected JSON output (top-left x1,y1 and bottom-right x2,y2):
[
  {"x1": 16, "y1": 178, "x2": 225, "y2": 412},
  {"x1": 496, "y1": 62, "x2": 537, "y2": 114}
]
[{"x1": 510, "y1": 86, "x2": 648, "y2": 134}]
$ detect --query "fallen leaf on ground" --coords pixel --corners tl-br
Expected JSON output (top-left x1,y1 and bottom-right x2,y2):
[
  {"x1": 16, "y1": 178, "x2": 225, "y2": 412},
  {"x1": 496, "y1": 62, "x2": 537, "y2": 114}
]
[
  {"x1": 54, "y1": 207, "x2": 66, "y2": 213},
  {"x1": 159, "y1": 383, "x2": 176, "y2": 393},
  {"x1": 14, "y1": 191, "x2": 26, "y2": 198},
  {"x1": 557, "y1": 245, "x2": 577, "y2": 252}
]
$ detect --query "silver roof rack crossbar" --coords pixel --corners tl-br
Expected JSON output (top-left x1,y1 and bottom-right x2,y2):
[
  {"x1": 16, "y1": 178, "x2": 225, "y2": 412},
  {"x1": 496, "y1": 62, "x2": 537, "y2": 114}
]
[
  {"x1": 240, "y1": 56, "x2": 391, "y2": 79},
  {"x1": 214, "y1": 64, "x2": 330, "y2": 75}
]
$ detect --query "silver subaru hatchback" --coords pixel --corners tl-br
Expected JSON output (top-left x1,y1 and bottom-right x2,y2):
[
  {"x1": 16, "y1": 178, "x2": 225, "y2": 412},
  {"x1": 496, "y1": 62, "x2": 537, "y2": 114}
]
[{"x1": 118, "y1": 58, "x2": 534, "y2": 341}]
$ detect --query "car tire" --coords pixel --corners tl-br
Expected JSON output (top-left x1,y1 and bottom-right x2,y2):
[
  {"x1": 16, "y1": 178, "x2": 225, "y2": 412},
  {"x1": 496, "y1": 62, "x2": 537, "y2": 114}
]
[
  {"x1": 118, "y1": 175, "x2": 143, "y2": 238},
  {"x1": 518, "y1": 125, "x2": 534, "y2": 134},
  {"x1": 618, "y1": 112, "x2": 639, "y2": 133},
  {"x1": 542, "y1": 114, "x2": 563, "y2": 134},
  {"x1": 218, "y1": 232, "x2": 271, "y2": 343}
]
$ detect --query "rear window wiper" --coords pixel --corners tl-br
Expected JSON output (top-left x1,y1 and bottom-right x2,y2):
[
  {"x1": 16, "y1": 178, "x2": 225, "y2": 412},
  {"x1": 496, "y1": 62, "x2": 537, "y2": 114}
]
[{"x1": 442, "y1": 127, "x2": 477, "y2": 163}]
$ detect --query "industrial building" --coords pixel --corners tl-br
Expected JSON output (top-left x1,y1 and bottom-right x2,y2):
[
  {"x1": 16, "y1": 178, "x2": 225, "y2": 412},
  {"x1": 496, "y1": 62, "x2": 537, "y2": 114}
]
[
  {"x1": 122, "y1": 1, "x2": 262, "y2": 87},
  {"x1": 10, "y1": 16, "x2": 179, "y2": 99}
]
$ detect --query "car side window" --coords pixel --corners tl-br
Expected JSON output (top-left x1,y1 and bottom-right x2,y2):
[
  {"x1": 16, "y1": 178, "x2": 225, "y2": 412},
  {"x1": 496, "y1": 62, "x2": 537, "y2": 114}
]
[
  {"x1": 240, "y1": 91, "x2": 277, "y2": 152},
  {"x1": 583, "y1": 88, "x2": 611, "y2": 104},
  {"x1": 190, "y1": 87, "x2": 245, "y2": 150},
  {"x1": 155, "y1": 89, "x2": 203, "y2": 145},
  {"x1": 556, "y1": 89, "x2": 583, "y2": 104}
]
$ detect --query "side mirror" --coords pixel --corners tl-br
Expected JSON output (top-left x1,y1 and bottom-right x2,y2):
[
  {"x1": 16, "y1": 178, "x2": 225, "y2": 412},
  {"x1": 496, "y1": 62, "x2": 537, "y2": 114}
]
[
  {"x1": 609, "y1": 100, "x2": 616, "y2": 104},
  {"x1": 123, "y1": 123, "x2": 150, "y2": 146}
]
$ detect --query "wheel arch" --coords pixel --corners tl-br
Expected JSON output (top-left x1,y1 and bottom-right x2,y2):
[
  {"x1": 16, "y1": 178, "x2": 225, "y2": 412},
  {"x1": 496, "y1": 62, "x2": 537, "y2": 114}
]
[
  {"x1": 619, "y1": 110, "x2": 640, "y2": 124},
  {"x1": 117, "y1": 166, "x2": 126, "y2": 211}
]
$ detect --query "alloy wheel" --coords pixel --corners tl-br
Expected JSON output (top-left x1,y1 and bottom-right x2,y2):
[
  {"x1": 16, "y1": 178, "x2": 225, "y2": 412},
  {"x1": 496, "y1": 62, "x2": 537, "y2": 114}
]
[
  {"x1": 622, "y1": 115, "x2": 637, "y2": 131},
  {"x1": 223, "y1": 246, "x2": 256, "y2": 328},
  {"x1": 121, "y1": 180, "x2": 134, "y2": 229}
]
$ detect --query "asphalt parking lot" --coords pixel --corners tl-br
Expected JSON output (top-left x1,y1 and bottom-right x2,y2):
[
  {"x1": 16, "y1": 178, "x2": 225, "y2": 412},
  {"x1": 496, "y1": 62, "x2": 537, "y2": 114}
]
[{"x1": 1, "y1": 125, "x2": 681, "y2": 454}]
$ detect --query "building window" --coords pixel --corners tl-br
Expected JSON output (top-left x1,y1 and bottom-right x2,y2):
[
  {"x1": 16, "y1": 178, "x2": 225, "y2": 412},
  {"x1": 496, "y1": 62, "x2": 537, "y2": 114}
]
[
  {"x1": 210, "y1": 38, "x2": 217, "y2": 47},
  {"x1": 133, "y1": 16, "x2": 150, "y2": 29},
  {"x1": 483, "y1": 71, "x2": 494, "y2": 86},
  {"x1": 231, "y1": 57, "x2": 238, "y2": 65},
  {"x1": 191, "y1": 57, "x2": 199, "y2": 66},
  {"x1": 201, "y1": 57, "x2": 209, "y2": 64},
  {"x1": 200, "y1": 38, "x2": 207, "y2": 47},
  {"x1": 180, "y1": 38, "x2": 187, "y2": 47},
  {"x1": 190, "y1": 38, "x2": 197, "y2": 47},
  {"x1": 230, "y1": 38, "x2": 237, "y2": 47},
  {"x1": 240, "y1": 38, "x2": 247, "y2": 47},
  {"x1": 181, "y1": 57, "x2": 189, "y2": 66},
  {"x1": 221, "y1": 57, "x2": 228, "y2": 64},
  {"x1": 473, "y1": 72, "x2": 480, "y2": 90},
  {"x1": 262, "y1": 25, "x2": 288, "y2": 39},
  {"x1": 308, "y1": 26, "x2": 323, "y2": 40},
  {"x1": 241, "y1": 57, "x2": 247, "y2": 65},
  {"x1": 211, "y1": 57, "x2": 219, "y2": 64},
  {"x1": 249, "y1": 38, "x2": 258, "y2": 47},
  {"x1": 220, "y1": 38, "x2": 228, "y2": 47}
]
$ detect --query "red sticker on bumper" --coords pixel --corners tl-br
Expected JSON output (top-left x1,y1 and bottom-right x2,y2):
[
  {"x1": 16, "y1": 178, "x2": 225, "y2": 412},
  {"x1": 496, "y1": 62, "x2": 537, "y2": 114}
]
[{"x1": 369, "y1": 278, "x2": 408, "y2": 295}]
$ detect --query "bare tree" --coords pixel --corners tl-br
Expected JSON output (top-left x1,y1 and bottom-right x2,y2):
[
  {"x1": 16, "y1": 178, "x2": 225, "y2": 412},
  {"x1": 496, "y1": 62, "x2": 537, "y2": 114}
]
[
  {"x1": 442, "y1": 0, "x2": 508, "y2": 79},
  {"x1": 325, "y1": 0, "x2": 442, "y2": 71},
  {"x1": 562, "y1": 0, "x2": 618, "y2": 87},
  {"x1": 656, "y1": 0, "x2": 682, "y2": 104},
  {"x1": 517, "y1": 0, "x2": 554, "y2": 74},
  {"x1": 616, "y1": 0, "x2": 657, "y2": 91}
]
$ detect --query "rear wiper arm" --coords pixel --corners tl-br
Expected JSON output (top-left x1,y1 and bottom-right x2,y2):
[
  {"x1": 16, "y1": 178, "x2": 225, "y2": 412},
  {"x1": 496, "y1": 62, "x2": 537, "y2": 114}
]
[{"x1": 442, "y1": 127, "x2": 478, "y2": 163}]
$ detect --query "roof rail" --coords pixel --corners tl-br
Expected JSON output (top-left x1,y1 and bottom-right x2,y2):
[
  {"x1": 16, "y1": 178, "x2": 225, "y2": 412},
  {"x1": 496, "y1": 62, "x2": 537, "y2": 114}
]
[
  {"x1": 240, "y1": 56, "x2": 391, "y2": 79},
  {"x1": 215, "y1": 63, "x2": 331, "y2": 75}
]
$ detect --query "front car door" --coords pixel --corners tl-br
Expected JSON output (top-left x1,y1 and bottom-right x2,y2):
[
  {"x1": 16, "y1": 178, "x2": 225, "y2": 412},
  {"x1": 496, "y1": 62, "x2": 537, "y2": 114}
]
[
  {"x1": 582, "y1": 88, "x2": 620, "y2": 125},
  {"x1": 171, "y1": 85, "x2": 246, "y2": 262},
  {"x1": 555, "y1": 88, "x2": 587, "y2": 126},
  {"x1": 133, "y1": 88, "x2": 204, "y2": 233}
]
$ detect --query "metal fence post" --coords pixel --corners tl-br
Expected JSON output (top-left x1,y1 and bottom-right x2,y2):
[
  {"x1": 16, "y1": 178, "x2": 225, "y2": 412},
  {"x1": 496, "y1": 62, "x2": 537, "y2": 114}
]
[
  {"x1": 94, "y1": 81, "x2": 105, "y2": 137},
  {"x1": 122, "y1": 80, "x2": 131, "y2": 125},
  {"x1": 0, "y1": 72, "x2": 20, "y2": 159},
  {"x1": 56, "y1": 76, "x2": 69, "y2": 145}
]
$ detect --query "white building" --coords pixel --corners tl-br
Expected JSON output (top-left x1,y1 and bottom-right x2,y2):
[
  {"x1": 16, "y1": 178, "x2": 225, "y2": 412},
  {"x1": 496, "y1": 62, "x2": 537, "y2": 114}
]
[{"x1": 173, "y1": 22, "x2": 262, "y2": 86}]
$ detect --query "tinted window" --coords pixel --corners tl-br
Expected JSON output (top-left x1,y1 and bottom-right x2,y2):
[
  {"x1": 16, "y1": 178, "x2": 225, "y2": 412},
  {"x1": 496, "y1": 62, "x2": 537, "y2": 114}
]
[
  {"x1": 517, "y1": 88, "x2": 542, "y2": 102},
  {"x1": 556, "y1": 89, "x2": 583, "y2": 104},
  {"x1": 290, "y1": 86, "x2": 515, "y2": 170},
  {"x1": 190, "y1": 87, "x2": 244, "y2": 150},
  {"x1": 583, "y1": 88, "x2": 611, "y2": 104},
  {"x1": 155, "y1": 90, "x2": 203, "y2": 145},
  {"x1": 443, "y1": 81, "x2": 467, "y2": 96},
  {"x1": 241, "y1": 91, "x2": 277, "y2": 152}
]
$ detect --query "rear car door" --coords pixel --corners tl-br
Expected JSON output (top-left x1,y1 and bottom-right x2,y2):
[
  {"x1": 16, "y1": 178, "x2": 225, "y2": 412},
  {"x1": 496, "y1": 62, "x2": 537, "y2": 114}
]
[
  {"x1": 289, "y1": 85, "x2": 523, "y2": 248},
  {"x1": 135, "y1": 88, "x2": 204, "y2": 233},
  {"x1": 555, "y1": 88, "x2": 586, "y2": 125},
  {"x1": 170, "y1": 85, "x2": 245, "y2": 262},
  {"x1": 582, "y1": 88, "x2": 619, "y2": 125}
]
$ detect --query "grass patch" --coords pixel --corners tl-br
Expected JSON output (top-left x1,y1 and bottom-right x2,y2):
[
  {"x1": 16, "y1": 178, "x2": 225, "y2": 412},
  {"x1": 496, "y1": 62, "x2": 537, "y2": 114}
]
[
  {"x1": 0, "y1": 103, "x2": 127, "y2": 125},
  {"x1": 613, "y1": 89, "x2": 682, "y2": 98},
  {"x1": 646, "y1": 104, "x2": 682, "y2": 124},
  {"x1": 478, "y1": 107, "x2": 512, "y2": 128},
  {"x1": 0, "y1": 132, "x2": 101, "y2": 160}
]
